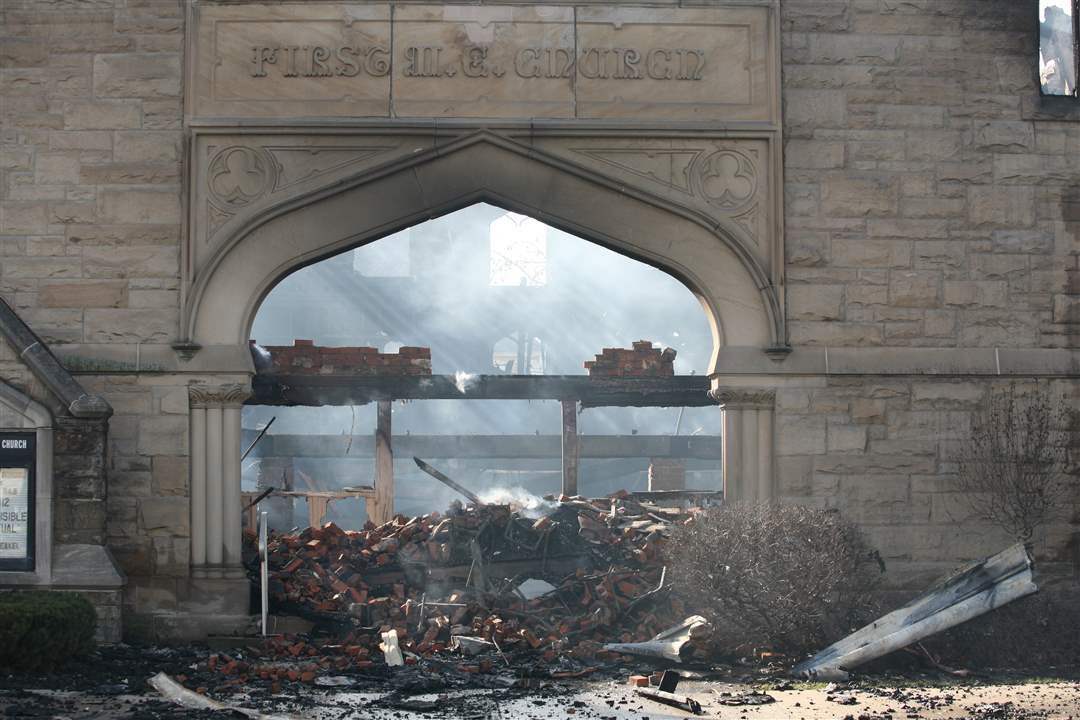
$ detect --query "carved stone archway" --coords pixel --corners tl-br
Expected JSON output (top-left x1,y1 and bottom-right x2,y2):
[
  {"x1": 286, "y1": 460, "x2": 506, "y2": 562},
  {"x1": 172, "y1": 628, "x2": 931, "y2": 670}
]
[
  {"x1": 181, "y1": 131, "x2": 784, "y2": 373},
  {"x1": 179, "y1": 132, "x2": 783, "y2": 551}
]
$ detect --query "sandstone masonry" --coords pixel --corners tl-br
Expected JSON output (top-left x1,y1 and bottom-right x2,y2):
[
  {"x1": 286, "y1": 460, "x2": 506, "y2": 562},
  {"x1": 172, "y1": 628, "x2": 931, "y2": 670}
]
[{"x1": 0, "y1": 0, "x2": 1076, "y2": 641}]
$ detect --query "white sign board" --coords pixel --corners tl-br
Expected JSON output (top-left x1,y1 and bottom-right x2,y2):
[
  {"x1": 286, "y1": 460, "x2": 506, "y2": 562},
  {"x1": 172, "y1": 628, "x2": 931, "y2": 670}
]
[{"x1": 0, "y1": 468, "x2": 30, "y2": 561}]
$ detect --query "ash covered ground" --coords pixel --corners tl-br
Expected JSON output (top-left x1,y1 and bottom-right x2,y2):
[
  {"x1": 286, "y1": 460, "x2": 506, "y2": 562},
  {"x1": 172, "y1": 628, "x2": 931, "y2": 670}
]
[
  {"x1": 5, "y1": 497, "x2": 1078, "y2": 719},
  {"x1": 2, "y1": 644, "x2": 1079, "y2": 720}
]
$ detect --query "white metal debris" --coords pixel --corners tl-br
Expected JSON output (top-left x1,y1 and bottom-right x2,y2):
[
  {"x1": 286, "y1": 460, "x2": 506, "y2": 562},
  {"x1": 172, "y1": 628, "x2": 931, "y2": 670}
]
[
  {"x1": 792, "y1": 543, "x2": 1038, "y2": 681},
  {"x1": 602, "y1": 615, "x2": 710, "y2": 663},
  {"x1": 380, "y1": 628, "x2": 405, "y2": 666},
  {"x1": 148, "y1": 672, "x2": 302, "y2": 720}
]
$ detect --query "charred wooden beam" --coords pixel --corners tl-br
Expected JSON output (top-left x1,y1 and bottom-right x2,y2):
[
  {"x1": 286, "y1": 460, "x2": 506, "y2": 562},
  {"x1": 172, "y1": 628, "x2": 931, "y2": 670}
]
[
  {"x1": 249, "y1": 374, "x2": 714, "y2": 407},
  {"x1": 371, "y1": 400, "x2": 394, "y2": 525},
  {"x1": 240, "y1": 432, "x2": 723, "y2": 460},
  {"x1": 561, "y1": 399, "x2": 579, "y2": 496},
  {"x1": 413, "y1": 457, "x2": 483, "y2": 506}
]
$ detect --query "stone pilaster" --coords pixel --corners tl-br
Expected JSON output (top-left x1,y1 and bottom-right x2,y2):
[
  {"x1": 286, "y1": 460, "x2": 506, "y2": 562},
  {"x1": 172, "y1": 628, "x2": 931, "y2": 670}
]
[
  {"x1": 709, "y1": 388, "x2": 776, "y2": 503},
  {"x1": 188, "y1": 383, "x2": 250, "y2": 580}
]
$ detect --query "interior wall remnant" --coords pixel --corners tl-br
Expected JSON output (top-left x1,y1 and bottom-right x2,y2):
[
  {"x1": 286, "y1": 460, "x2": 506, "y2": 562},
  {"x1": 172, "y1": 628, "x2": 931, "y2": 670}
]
[{"x1": 648, "y1": 458, "x2": 686, "y2": 491}]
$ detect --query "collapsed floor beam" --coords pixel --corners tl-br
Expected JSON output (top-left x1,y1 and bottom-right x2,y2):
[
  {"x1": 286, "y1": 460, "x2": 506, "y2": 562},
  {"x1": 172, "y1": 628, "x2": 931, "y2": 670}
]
[
  {"x1": 241, "y1": 432, "x2": 723, "y2": 460},
  {"x1": 250, "y1": 374, "x2": 715, "y2": 407}
]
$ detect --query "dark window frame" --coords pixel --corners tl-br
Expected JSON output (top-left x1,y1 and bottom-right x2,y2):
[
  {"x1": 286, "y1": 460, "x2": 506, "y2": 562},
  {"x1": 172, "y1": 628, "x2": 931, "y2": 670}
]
[
  {"x1": 1039, "y1": 0, "x2": 1080, "y2": 98},
  {"x1": 0, "y1": 432, "x2": 35, "y2": 573}
]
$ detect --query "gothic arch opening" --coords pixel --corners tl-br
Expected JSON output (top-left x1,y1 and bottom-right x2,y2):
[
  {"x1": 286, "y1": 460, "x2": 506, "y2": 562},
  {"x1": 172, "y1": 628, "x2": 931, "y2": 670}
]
[
  {"x1": 252, "y1": 204, "x2": 714, "y2": 376},
  {"x1": 244, "y1": 203, "x2": 722, "y2": 525}
]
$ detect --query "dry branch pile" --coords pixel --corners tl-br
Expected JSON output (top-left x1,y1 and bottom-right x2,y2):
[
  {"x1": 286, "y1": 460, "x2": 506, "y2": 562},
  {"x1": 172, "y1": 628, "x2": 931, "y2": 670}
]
[
  {"x1": 665, "y1": 503, "x2": 880, "y2": 656},
  {"x1": 240, "y1": 492, "x2": 720, "y2": 679}
]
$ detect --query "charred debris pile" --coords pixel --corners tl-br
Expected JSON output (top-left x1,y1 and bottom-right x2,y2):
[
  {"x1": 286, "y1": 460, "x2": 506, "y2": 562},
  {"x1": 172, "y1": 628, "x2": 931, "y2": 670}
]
[{"x1": 239, "y1": 491, "x2": 721, "y2": 679}]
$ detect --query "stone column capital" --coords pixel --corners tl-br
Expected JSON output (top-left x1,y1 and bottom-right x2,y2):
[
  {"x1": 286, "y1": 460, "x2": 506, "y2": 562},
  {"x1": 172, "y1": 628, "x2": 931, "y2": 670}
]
[
  {"x1": 709, "y1": 387, "x2": 775, "y2": 409},
  {"x1": 188, "y1": 382, "x2": 252, "y2": 408}
]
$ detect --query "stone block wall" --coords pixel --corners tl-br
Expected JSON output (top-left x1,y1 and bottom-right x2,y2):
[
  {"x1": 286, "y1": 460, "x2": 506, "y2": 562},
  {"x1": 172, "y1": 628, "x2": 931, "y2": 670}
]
[
  {"x1": 79, "y1": 588, "x2": 123, "y2": 644},
  {"x1": 781, "y1": 0, "x2": 1080, "y2": 350},
  {"x1": 776, "y1": 0, "x2": 1080, "y2": 587},
  {"x1": 0, "y1": 0, "x2": 1077, "y2": 638},
  {"x1": 53, "y1": 416, "x2": 108, "y2": 545},
  {"x1": 773, "y1": 376, "x2": 1080, "y2": 587},
  {"x1": 79, "y1": 373, "x2": 191, "y2": 580},
  {"x1": 0, "y1": 0, "x2": 184, "y2": 349},
  {"x1": 1, "y1": 0, "x2": 189, "y2": 636}
]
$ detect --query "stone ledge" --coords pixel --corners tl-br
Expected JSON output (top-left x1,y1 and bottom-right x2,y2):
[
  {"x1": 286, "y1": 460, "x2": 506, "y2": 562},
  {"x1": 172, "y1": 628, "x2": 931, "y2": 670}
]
[
  {"x1": 50, "y1": 543, "x2": 125, "y2": 589},
  {"x1": 712, "y1": 346, "x2": 1080, "y2": 377},
  {"x1": 57, "y1": 344, "x2": 1080, "y2": 378},
  {"x1": 125, "y1": 612, "x2": 258, "y2": 645},
  {"x1": 0, "y1": 297, "x2": 112, "y2": 419},
  {"x1": 1020, "y1": 94, "x2": 1080, "y2": 123}
]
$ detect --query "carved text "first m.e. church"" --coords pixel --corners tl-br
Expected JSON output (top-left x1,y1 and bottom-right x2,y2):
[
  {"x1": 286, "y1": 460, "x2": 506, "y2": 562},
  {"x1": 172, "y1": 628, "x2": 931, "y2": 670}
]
[{"x1": 249, "y1": 44, "x2": 706, "y2": 81}]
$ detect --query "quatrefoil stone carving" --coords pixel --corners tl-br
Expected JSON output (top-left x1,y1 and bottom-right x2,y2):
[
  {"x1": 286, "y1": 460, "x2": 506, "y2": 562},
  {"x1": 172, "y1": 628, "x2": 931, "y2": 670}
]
[
  {"x1": 692, "y1": 149, "x2": 757, "y2": 212},
  {"x1": 207, "y1": 146, "x2": 273, "y2": 210}
]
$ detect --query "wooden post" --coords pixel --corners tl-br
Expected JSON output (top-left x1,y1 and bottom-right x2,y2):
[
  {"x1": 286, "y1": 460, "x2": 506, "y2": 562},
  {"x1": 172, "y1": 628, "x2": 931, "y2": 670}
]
[
  {"x1": 371, "y1": 400, "x2": 394, "y2": 525},
  {"x1": 561, "y1": 399, "x2": 579, "y2": 496},
  {"x1": 308, "y1": 495, "x2": 331, "y2": 528}
]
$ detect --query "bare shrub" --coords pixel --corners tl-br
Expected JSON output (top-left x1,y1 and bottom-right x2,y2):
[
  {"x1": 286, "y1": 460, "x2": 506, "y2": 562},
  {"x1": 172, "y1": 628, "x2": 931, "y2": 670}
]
[
  {"x1": 664, "y1": 503, "x2": 881, "y2": 656},
  {"x1": 952, "y1": 384, "x2": 1074, "y2": 544}
]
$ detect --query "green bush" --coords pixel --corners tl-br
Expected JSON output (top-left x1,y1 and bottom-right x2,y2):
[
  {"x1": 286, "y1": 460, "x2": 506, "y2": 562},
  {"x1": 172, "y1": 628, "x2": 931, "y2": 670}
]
[{"x1": 0, "y1": 591, "x2": 97, "y2": 671}]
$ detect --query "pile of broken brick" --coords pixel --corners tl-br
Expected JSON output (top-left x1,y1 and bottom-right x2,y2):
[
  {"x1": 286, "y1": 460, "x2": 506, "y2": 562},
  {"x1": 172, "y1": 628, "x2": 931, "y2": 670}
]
[
  {"x1": 238, "y1": 491, "x2": 721, "y2": 684},
  {"x1": 585, "y1": 340, "x2": 677, "y2": 377}
]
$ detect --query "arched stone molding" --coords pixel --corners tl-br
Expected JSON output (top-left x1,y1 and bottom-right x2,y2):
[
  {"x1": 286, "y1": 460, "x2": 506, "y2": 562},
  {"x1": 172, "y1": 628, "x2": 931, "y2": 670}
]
[
  {"x1": 182, "y1": 131, "x2": 783, "y2": 375},
  {"x1": 0, "y1": 380, "x2": 53, "y2": 586},
  {"x1": 710, "y1": 388, "x2": 776, "y2": 503}
]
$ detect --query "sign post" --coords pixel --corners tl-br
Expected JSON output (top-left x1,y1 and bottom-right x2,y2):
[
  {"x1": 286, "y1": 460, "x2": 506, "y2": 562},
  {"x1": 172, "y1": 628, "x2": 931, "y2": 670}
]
[{"x1": 259, "y1": 509, "x2": 268, "y2": 637}]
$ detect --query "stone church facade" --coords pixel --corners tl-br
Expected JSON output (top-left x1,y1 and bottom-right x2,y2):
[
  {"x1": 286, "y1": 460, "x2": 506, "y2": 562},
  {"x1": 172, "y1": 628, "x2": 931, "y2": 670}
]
[{"x1": 0, "y1": 0, "x2": 1077, "y2": 641}]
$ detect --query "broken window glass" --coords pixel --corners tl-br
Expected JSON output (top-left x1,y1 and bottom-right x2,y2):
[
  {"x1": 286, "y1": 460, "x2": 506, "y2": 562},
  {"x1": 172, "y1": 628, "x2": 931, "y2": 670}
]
[{"x1": 1040, "y1": 0, "x2": 1077, "y2": 96}]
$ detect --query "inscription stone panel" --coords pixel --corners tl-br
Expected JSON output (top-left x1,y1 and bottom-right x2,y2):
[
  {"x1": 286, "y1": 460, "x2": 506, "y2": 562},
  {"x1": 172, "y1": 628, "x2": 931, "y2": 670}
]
[
  {"x1": 391, "y1": 6, "x2": 574, "y2": 118},
  {"x1": 189, "y1": 3, "x2": 776, "y2": 123},
  {"x1": 574, "y1": 7, "x2": 771, "y2": 122},
  {"x1": 192, "y1": 4, "x2": 392, "y2": 118}
]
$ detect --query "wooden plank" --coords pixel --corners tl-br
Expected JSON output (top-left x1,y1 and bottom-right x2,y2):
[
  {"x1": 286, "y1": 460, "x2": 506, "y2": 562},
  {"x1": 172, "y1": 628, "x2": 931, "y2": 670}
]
[
  {"x1": 242, "y1": 432, "x2": 722, "y2": 460},
  {"x1": 371, "y1": 400, "x2": 394, "y2": 525},
  {"x1": 250, "y1": 374, "x2": 714, "y2": 407},
  {"x1": 561, "y1": 400, "x2": 579, "y2": 496}
]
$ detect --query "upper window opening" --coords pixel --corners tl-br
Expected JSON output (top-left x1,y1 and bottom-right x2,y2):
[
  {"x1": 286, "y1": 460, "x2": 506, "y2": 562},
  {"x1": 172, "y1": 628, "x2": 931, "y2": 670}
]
[
  {"x1": 493, "y1": 334, "x2": 546, "y2": 375},
  {"x1": 1040, "y1": 0, "x2": 1078, "y2": 96},
  {"x1": 489, "y1": 212, "x2": 548, "y2": 287}
]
